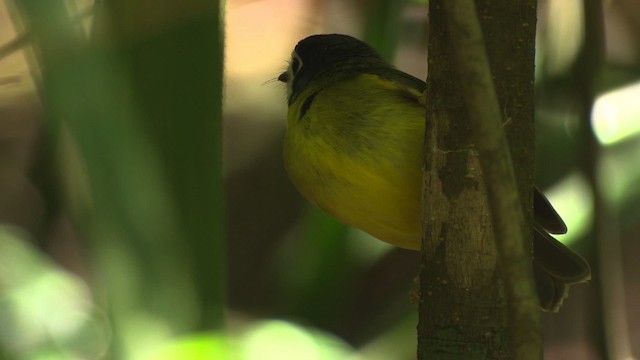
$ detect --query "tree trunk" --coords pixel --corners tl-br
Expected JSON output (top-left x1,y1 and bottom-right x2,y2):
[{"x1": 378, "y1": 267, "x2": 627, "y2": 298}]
[{"x1": 418, "y1": 0, "x2": 537, "y2": 358}]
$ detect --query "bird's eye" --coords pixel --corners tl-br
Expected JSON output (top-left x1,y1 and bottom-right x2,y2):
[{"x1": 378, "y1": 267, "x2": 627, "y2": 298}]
[{"x1": 291, "y1": 56, "x2": 301, "y2": 74}]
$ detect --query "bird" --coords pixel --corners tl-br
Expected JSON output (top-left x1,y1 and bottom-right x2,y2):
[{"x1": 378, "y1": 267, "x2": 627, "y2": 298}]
[{"x1": 278, "y1": 33, "x2": 590, "y2": 311}]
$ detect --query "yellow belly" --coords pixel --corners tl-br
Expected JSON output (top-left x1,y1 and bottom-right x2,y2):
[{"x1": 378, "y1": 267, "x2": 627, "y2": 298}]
[{"x1": 283, "y1": 75, "x2": 425, "y2": 250}]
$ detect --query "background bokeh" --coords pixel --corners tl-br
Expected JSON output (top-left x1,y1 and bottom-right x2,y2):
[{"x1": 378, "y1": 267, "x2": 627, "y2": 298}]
[{"x1": 0, "y1": 0, "x2": 639, "y2": 359}]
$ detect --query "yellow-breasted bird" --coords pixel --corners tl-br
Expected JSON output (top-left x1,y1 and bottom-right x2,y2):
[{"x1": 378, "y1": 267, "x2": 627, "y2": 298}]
[{"x1": 278, "y1": 34, "x2": 590, "y2": 311}]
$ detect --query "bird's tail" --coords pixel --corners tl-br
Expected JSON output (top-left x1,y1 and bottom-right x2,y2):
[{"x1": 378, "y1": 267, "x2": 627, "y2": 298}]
[{"x1": 533, "y1": 188, "x2": 591, "y2": 312}]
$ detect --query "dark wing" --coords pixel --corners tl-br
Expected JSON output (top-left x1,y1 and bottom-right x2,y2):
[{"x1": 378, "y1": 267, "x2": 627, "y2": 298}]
[
  {"x1": 533, "y1": 190, "x2": 591, "y2": 311},
  {"x1": 376, "y1": 67, "x2": 427, "y2": 101}
]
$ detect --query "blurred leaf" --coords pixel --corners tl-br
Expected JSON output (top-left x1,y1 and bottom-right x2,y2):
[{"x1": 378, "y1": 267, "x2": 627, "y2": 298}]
[
  {"x1": 16, "y1": 0, "x2": 225, "y2": 358},
  {"x1": 362, "y1": 0, "x2": 404, "y2": 61},
  {"x1": 144, "y1": 332, "x2": 230, "y2": 360},
  {"x1": 540, "y1": 0, "x2": 585, "y2": 76},
  {"x1": 239, "y1": 320, "x2": 353, "y2": 360},
  {"x1": 277, "y1": 206, "x2": 351, "y2": 328},
  {"x1": 0, "y1": 225, "x2": 110, "y2": 359},
  {"x1": 103, "y1": 0, "x2": 226, "y2": 331},
  {"x1": 592, "y1": 81, "x2": 640, "y2": 145}
]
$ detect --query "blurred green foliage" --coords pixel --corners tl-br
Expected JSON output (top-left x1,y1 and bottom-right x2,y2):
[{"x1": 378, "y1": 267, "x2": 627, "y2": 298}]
[{"x1": 5, "y1": 0, "x2": 224, "y2": 358}]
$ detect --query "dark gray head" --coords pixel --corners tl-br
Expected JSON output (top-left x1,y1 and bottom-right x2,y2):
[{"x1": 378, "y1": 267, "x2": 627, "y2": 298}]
[{"x1": 278, "y1": 34, "x2": 390, "y2": 104}]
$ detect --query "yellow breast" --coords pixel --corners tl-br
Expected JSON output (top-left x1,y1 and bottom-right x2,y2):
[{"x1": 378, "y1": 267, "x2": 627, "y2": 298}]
[{"x1": 283, "y1": 74, "x2": 425, "y2": 250}]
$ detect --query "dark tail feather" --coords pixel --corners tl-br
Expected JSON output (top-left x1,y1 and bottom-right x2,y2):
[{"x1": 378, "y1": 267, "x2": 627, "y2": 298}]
[
  {"x1": 533, "y1": 226, "x2": 591, "y2": 311},
  {"x1": 534, "y1": 186, "x2": 567, "y2": 234},
  {"x1": 533, "y1": 188, "x2": 591, "y2": 312}
]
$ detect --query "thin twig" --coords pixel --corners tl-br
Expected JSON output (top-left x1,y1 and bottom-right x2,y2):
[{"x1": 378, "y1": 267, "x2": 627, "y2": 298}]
[
  {"x1": 0, "y1": 32, "x2": 30, "y2": 61},
  {"x1": 0, "y1": 4, "x2": 97, "y2": 62}
]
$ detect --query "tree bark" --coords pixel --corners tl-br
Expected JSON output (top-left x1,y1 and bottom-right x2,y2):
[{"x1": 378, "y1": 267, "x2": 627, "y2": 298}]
[{"x1": 418, "y1": 0, "x2": 538, "y2": 358}]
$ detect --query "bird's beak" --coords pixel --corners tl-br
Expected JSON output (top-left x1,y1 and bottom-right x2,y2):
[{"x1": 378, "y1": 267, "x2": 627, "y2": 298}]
[{"x1": 278, "y1": 72, "x2": 289, "y2": 83}]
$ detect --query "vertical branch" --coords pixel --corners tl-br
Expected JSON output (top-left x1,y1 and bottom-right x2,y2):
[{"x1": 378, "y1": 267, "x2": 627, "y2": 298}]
[
  {"x1": 443, "y1": 0, "x2": 540, "y2": 358},
  {"x1": 577, "y1": 1, "x2": 633, "y2": 359},
  {"x1": 419, "y1": 0, "x2": 509, "y2": 356},
  {"x1": 419, "y1": 0, "x2": 538, "y2": 358}
]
